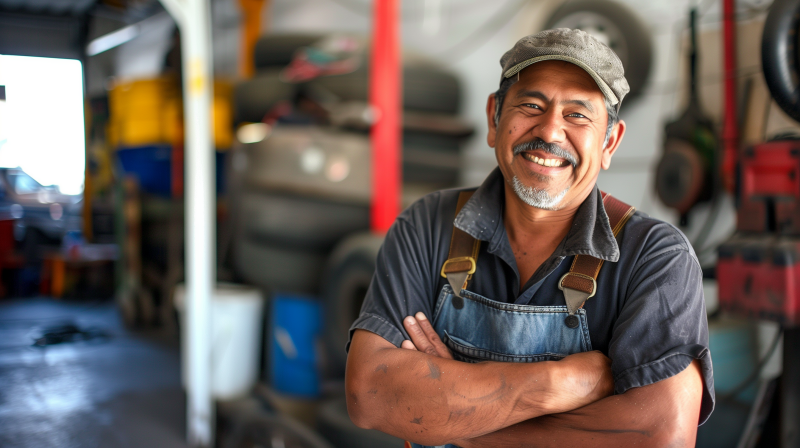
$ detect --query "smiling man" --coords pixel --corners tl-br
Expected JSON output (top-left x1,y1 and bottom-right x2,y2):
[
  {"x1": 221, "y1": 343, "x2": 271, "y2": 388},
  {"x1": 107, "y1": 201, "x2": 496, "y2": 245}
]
[{"x1": 345, "y1": 29, "x2": 714, "y2": 448}]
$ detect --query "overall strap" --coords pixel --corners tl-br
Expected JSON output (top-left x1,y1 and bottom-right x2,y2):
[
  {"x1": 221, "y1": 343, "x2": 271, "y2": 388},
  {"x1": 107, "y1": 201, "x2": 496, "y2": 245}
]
[
  {"x1": 440, "y1": 191, "x2": 480, "y2": 298},
  {"x1": 559, "y1": 192, "x2": 636, "y2": 315}
]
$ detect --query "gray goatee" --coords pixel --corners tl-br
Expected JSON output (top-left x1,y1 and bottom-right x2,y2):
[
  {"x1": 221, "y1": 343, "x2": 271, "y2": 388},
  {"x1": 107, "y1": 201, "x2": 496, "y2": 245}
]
[
  {"x1": 511, "y1": 176, "x2": 569, "y2": 210},
  {"x1": 510, "y1": 140, "x2": 575, "y2": 210}
]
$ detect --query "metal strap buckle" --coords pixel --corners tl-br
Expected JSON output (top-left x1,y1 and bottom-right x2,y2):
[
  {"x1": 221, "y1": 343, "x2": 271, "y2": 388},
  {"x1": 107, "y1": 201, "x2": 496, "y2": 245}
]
[
  {"x1": 440, "y1": 256, "x2": 477, "y2": 278},
  {"x1": 558, "y1": 273, "x2": 597, "y2": 315},
  {"x1": 557, "y1": 273, "x2": 597, "y2": 298}
]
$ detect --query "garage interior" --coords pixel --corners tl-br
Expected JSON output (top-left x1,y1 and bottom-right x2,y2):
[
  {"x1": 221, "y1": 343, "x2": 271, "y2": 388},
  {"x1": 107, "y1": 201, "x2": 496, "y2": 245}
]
[{"x1": 1, "y1": 0, "x2": 799, "y2": 447}]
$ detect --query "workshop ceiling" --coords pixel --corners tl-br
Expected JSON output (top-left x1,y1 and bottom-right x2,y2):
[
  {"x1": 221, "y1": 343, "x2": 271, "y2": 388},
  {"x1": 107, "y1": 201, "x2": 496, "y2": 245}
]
[{"x1": 0, "y1": 0, "x2": 97, "y2": 16}]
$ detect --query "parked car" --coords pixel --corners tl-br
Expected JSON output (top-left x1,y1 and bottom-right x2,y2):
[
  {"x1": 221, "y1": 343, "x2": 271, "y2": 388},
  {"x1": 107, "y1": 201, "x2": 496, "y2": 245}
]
[{"x1": 0, "y1": 167, "x2": 83, "y2": 249}]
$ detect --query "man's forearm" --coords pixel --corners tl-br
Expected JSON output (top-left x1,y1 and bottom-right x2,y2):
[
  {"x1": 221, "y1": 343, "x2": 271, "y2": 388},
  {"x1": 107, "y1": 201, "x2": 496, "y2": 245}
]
[
  {"x1": 346, "y1": 330, "x2": 611, "y2": 446},
  {"x1": 347, "y1": 336, "x2": 559, "y2": 445},
  {"x1": 456, "y1": 360, "x2": 704, "y2": 448}
]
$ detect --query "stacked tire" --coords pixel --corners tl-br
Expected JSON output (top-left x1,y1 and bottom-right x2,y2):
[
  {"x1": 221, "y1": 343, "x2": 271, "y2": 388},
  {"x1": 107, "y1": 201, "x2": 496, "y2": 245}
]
[
  {"x1": 230, "y1": 34, "x2": 471, "y2": 448},
  {"x1": 231, "y1": 34, "x2": 470, "y2": 298}
]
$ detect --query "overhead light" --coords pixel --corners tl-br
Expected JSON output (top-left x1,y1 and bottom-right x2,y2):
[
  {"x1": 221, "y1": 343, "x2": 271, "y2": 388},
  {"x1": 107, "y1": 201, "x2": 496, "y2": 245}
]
[{"x1": 86, "y1": 24, "x2": 140, "y2": 56}]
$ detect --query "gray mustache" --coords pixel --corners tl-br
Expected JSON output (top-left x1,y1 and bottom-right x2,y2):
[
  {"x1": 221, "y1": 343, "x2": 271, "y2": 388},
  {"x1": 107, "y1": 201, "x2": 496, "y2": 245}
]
[{"x1": 513, "y1": 140, "x2": 578, "y2": 167}]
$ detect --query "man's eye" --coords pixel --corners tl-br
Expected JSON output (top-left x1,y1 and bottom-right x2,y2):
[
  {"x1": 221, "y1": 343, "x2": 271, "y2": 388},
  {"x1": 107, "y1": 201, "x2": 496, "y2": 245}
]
[
  {"x1": 568, "y1": 113, "x2": 587, "y2": 119},
  {"x1": 523, "y1": 103, "x2": 541, "y2": 110}
]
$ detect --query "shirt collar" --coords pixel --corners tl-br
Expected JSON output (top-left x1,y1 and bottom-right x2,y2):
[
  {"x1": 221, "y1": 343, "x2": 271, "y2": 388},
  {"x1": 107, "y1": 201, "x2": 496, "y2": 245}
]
[{"x1": 454, "y1": 167, "x2": 620, "y2": 262}]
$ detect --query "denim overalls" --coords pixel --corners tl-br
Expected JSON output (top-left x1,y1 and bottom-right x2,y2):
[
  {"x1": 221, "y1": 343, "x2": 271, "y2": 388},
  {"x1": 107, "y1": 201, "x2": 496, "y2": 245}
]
[
  {"x1": 408, "y1": 282, "x2": 592, "y2": 448},
  {"x1": 408, "y1": 191, "x2": 633, "y2": 448}
]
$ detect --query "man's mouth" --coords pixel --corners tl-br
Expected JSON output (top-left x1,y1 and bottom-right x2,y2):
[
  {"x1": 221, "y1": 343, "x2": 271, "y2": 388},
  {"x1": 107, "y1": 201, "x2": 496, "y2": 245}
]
[
  {"x1": 520, "y1": 152, "x2": 570, "y2": 168},
  {"x1": 512, "y1": 140, "x2": 578, "y2": 168}
]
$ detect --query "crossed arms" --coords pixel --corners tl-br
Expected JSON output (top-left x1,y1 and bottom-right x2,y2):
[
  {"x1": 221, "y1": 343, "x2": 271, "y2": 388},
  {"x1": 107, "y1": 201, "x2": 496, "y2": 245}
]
[{"x1": 346, "y1": 314, "x2": 704, "y2": 448}]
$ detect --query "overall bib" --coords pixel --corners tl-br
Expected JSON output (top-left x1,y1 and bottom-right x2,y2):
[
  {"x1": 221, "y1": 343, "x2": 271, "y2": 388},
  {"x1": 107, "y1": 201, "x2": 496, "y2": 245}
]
[{"x1": 408, "y1": 191, "x2": 634, "y2": 448}]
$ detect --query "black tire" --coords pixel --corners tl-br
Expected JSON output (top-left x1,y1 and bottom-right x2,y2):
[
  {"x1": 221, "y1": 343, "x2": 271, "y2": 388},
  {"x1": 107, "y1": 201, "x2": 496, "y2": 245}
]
[
  {"x1": 234, "y1": 237, "x2": 328, "y2": 295},
  {"x1": 254, "y1": 34, "x2": 326, "y2": 70},
  {"x1": 544, "y1": 0, "x2": 653, "y2": 102},
  {"x1": 317, "y1": 398, "x2": 406, "y2": 448},
  {"x1": 225, "y1": 411, "x2": 334, "y2": 448},
  {"x1": 234, "y1": 69, "x2": 296, "y2": 124},
  {"x1": 321, "y1": 233, "x2": 384, "y2": 377},
  {"x1": 307, "y1": 62, "x2": 462, "y2": 114},
  {"x1": 762, "y1": 0, "x2": 800, "y2": 123},
  {"x1": 239, "y1": 190, "x2": 370, "y2": 252},
  {"x1": 402, "y1": 130, "x2": 463, "y2": 186}
]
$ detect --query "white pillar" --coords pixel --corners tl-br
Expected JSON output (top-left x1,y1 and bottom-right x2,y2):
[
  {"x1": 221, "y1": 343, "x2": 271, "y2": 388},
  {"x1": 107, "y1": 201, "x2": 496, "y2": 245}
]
[{"x1": 158, "y1": 0, "x2": 216, "y2": 446}]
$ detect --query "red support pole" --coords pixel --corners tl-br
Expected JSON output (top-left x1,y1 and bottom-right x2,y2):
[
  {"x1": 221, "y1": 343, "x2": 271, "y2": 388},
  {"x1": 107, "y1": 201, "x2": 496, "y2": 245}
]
[
  {"x1": 369, "y1": 0, "x2": 402, "y2": 234},
  {"x1": 721, "y1": 0, "x2": 738, "y2": 192}
]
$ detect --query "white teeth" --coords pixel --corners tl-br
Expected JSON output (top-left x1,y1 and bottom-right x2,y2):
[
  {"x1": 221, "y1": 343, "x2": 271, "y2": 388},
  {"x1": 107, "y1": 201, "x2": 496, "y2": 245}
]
[{"x1": 523, "y1": 153, "x2": 563, "y2": 167}]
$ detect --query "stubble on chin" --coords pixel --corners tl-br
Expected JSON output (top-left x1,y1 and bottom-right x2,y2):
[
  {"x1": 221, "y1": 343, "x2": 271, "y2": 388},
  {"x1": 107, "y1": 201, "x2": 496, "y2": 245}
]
[{"x1": 509, "y1": 175, "x2": 570, "y2": 211}]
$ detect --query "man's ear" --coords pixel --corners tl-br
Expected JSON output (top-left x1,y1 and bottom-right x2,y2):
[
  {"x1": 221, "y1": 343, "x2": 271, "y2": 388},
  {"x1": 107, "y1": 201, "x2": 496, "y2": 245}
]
[
  {"x1": 486, "y1": 93, "x2": 498, "y2": 148},
  {"x1": 601, "y1": 119, "x2": 626, "y2": 170}
]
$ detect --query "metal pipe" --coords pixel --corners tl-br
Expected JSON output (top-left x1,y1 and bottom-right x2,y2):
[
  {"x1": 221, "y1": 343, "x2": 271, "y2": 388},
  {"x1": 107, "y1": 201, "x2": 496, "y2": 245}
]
[
  {"x1": 369, "y1": 0, "x2": 402, "y2": 233},
  {"x1": 721, "y1": 0, "x2": 738, "y2": 192},
  {"x1": 783, "y1": 327, "x2": 800, "y2": 447},
  {"x1": 158, "y1": 0, "x2": 216, "y2": 446}
]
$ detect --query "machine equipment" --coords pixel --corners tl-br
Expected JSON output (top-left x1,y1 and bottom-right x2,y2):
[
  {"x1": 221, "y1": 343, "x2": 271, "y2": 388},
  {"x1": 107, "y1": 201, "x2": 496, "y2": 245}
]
[{"x1": 716, "y1": 0, "x2": 800, "y2": 446}]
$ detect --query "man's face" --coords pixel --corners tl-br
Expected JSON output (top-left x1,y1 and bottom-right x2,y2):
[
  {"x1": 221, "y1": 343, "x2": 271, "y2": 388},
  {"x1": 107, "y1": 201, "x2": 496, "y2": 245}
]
[{"x1": 487, "y1": 60, "x2": 625, "y2": 211}]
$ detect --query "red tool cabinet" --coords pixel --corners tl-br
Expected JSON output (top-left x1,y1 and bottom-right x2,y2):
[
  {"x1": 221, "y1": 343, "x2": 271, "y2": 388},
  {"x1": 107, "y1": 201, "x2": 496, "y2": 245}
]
[{"x1": 718, "y1": 140, "x2": 800, "y2": 326}]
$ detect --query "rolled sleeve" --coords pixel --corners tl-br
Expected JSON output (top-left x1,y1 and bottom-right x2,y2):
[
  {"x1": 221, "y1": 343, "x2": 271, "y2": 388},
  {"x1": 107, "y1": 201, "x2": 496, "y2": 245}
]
[
  {"x1": 346, "y1": 206, "x2": 439, "y2": 351},
  {"x1": 609, "y1": 247, "x2": 715, "y2": 425}
]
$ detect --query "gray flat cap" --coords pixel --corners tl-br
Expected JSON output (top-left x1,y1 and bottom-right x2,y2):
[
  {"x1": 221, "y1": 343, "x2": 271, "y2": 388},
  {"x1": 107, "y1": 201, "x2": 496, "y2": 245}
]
[{"x1": 500, "y1": 28, "x2": 630, "y2": 111}]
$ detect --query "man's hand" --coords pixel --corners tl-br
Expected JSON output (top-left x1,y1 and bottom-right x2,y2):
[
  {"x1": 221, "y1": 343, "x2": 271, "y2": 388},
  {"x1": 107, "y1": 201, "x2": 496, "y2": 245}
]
[
  {"x1": 551, "y1": 350, "x2": 614, "y2": 413},
  {"x1": 455, "y1": 360, "x2": 705, "y2": 448},
  {"x1": 401, "y1": 312, "x2": 614, "y2": 414},
  {"x1": 400, "y1": 312, "x2": 453, "y2": 359}
]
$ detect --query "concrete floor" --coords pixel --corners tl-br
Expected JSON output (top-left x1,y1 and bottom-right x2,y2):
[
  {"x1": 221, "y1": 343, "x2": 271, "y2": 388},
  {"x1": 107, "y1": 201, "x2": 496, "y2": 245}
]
[{"x1": 0, "y1": 298, "x2": 189, "y2": 448}]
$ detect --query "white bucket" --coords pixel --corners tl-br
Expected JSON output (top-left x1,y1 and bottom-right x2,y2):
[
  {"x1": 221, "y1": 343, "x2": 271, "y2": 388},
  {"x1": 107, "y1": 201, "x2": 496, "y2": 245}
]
[{"x1": 174, "y1": 283, "x2": 265, "y2": 400}]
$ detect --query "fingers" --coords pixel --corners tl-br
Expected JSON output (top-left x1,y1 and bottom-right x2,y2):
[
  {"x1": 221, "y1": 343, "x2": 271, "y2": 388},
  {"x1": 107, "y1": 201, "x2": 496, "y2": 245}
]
[
  {"x1": 403, "y1": 313, "x2": 453, "y2": 359},
  {"x1": 414, "y1": 312, "x2": 453, "y2": 359},
  {"x1": 401, "y1": 340, "x2": 417, "y2": 350},
  {"x1": 404, "y1": 315, "x2": 438, "y2": 356}
]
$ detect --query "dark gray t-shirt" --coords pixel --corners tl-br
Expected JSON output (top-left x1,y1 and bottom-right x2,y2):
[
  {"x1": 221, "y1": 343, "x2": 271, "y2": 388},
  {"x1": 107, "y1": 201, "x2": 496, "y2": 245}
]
[{"x1": 348, "y1": 168, "x2": 715, "y2": 424}]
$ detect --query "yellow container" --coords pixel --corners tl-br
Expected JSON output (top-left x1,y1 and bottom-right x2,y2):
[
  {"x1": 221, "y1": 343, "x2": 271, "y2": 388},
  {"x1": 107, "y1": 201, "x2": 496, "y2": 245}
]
[
  {"x1": 109, "y1": 77, "x2": 178, "y2": 121},
  {"x1": 109, "y1": 77, "x2": 178, "y2": 147},
  {"x1": 164, "y1": 97, "x2": 183, "y2": 145},
  {"x1": 213, "y1": 97, "x2": 232, "y2": 149},
  {"x1": 121, "y1": 119, "x2": 165, "y2": 147},
  {"x1": 108, "y1": 76, "x2": 234, "y2": 149},
  {"x1": 213, "y1": 80, "x2": 233, "y2": 149}
]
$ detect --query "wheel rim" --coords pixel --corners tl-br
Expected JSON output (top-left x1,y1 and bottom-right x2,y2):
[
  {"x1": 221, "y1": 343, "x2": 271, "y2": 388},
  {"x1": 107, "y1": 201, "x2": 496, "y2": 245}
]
[{"x1": 550, "y1": 11, "x2": 629, "y2": 67}]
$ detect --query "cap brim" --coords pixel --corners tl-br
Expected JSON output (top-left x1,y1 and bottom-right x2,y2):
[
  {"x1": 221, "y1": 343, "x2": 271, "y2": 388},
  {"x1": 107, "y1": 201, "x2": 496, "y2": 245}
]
[{"x1": 503, "y1": 55, "x2": 619, "y2": 109}]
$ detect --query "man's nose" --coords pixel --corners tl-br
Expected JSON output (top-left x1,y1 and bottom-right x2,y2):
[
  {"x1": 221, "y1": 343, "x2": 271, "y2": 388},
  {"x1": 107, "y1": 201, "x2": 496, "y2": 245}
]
[{"x1": 530, "y1": 109, "x2": 566, "y2": 144}]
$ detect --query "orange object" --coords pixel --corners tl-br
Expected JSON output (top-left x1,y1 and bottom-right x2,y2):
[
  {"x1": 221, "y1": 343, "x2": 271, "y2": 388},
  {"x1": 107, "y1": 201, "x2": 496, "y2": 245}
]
[
  {"x1": 51, "y1": 257, "x2": 65, "y2": 298},
  {"x1": 239, "y1": 0, "x2": 267, "y2": 79}
]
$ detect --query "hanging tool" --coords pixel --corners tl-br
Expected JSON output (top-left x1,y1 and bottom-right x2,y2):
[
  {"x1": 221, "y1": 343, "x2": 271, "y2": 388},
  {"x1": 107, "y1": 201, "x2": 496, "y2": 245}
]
[{"x1": 654, "y1": 8, "x2": 717, "y2": 224}]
